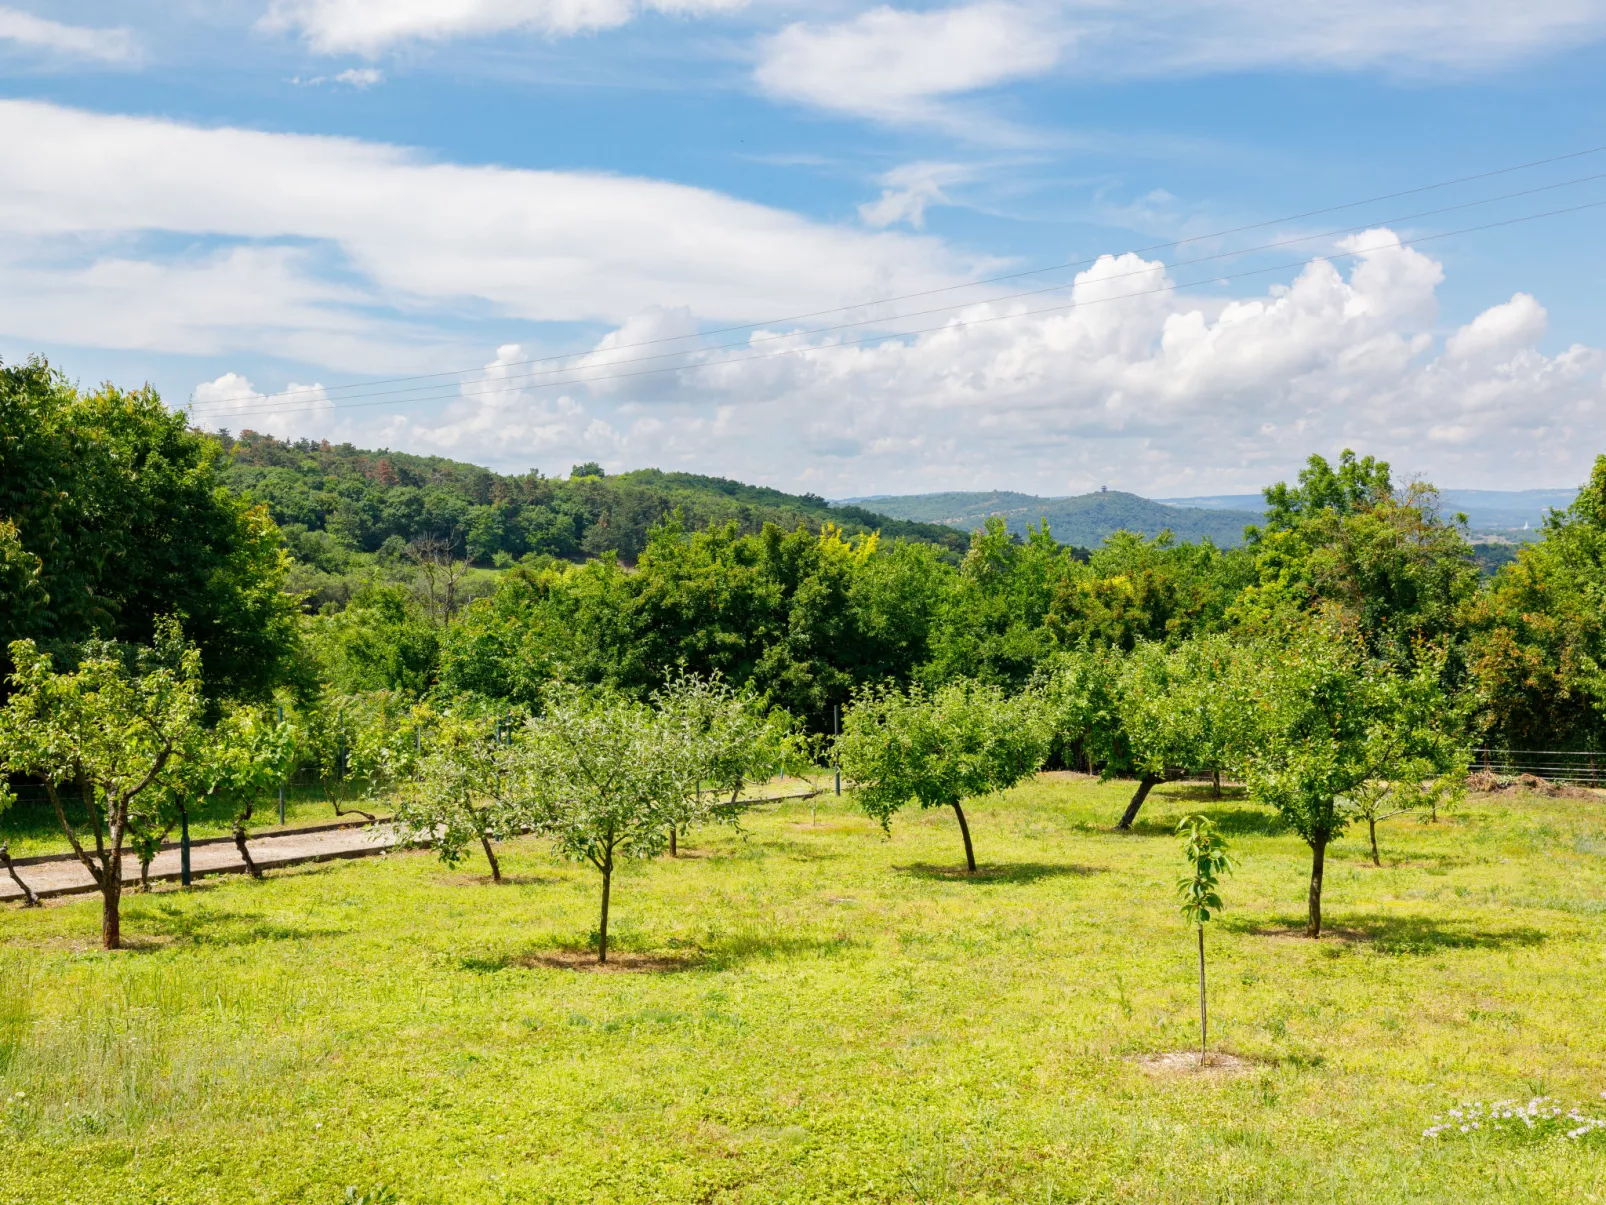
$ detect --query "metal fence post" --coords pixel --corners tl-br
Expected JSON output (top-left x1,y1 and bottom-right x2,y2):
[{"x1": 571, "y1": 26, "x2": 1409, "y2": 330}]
[
  {"x1": 833, "y1": 705, "x2": 841, "y2": 797},
  {"x1": 277, "y1": 702, "x2": 286, "y2": 825}
]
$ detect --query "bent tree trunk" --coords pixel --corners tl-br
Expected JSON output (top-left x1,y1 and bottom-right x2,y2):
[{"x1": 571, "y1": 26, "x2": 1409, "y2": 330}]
[
  {"x1": 1307, "y1": 833, "x2": 1329, "y2": 938},
  {"x1": 0, "y1": 845, "x2": 38, "y2": 907},
  {"x1": 952, "y1": 801, "x2": 977, "y2": 873},
  {"x1": 1117, "y1": 775, "x2": 1160, "y2": 830},
  {"x1": 480, "y1": 832, "x2": 502, "y2": 883},
  {"x1": 234, "y1": 799, "x2": 261, "y2": 879},
  {"x1": 1368, "y1": 817, "x2": 1380, "y2": 867}
]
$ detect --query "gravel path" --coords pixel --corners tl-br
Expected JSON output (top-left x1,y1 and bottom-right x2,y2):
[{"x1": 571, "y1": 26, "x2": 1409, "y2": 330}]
[{"x1": 1, "y1": 821, "x2": 401, "y2": 902}]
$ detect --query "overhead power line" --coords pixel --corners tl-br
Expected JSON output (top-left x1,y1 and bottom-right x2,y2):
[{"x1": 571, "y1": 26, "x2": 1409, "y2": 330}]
[
  {"x1": 188, "y1": 168, "x2": 1606, "y2": 419},
  {"x1": 194, "y1": 196, "x2": 1606, "y2": 423},
  {"x1": 189, "y1": 140, "x2": 1606, "y2": 413}
]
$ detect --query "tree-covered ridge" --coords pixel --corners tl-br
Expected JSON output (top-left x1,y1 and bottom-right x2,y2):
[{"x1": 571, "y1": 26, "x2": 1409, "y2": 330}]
[
  {"x1": 211, "y1": 430, "x2": 971, "y2": 565},
  {"x1": 839, "y1": 489, "x2": 1261, "y2": 548}
]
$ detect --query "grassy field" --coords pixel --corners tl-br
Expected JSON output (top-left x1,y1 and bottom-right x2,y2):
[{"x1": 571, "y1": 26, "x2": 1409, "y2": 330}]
[{"x1": 2, "y1": 774, "x2": 1606, "y2": 1203}]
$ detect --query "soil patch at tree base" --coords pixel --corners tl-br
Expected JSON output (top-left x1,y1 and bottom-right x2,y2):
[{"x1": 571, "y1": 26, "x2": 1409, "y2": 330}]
[
  {"x1": 1133, "y1": 1050, "x2": 1254, "y2": 1077},
  {"x1": 513, "y1": 949, "x2": 702, "y2": 973}
]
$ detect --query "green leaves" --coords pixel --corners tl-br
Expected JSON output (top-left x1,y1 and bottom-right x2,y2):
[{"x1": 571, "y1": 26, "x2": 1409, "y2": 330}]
[
  {"x1": 1176, "y1": 814, "x2": 1233, "y2": 927},
  {"x1": 837, "y1": 680, "x2": 1050, "y2": 831},
  {"x1": 0, "y1": 360, "x2": 299, "y2": 697}
]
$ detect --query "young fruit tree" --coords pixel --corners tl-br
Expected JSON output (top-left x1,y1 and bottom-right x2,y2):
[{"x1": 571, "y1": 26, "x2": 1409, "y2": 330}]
[
  {"x1": 1351, "y1": 644, "x2": 1469, "y2": 866},
  {"x1": 519, "y1": 685, "x2": 683, "y2": 963},
  {"x1": 298, "y1": 690, "x2": 421, "y2": 821},
  {"x1": 1113, "y1": 636, "x2": 1249, "y2": 829},
  {"x1": 209, "y1": 701, "x2": 299, "y2": 878},
  {"x1": 651, "y1": 673, "x2": 799, "y2": 856},
  {"x1": 1036, "y1": 642, "x2": 1127, "y2": 778},
  {"x1": 836, "y1": 680, "x2": 1049, "y2": 873},
  {"x1": 0, "y1": 623, "x2": 205, "y2": 948},
  {"x1": 393, "y1": 709, "x2": 521, "y2": 882},
  {"x1": 1238, "y1": 626, "x2": 1377, "y2": 938},
  {"x1": 1176, "y1": 814, "x2": 1233, "y2": 1066}
]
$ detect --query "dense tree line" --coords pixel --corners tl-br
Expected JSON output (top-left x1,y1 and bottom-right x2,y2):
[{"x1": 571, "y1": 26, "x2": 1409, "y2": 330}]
[
  {"x1": 9, "y1": 353, "x2": 1606, "y2": 951},
  {"x1": 211, "y1": 429, "x2": 971, "y2": 567}
]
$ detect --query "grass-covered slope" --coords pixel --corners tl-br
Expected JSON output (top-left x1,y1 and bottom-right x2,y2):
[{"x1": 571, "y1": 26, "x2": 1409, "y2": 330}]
[
  {"x1": 3, "y1": 776, "x2": 1605, "y2": 1203},
  {"x1": 843, "y1": 489, "x2": 1261, "y2": 548},
  {"x1": 212, "y1": 433, "x2": 970, "y2": 564}
]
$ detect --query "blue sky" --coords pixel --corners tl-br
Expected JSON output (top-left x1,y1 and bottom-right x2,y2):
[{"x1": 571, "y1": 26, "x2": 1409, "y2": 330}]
[{"x1": 2, "y1": 2, "x2": 1605, "y2": 496}]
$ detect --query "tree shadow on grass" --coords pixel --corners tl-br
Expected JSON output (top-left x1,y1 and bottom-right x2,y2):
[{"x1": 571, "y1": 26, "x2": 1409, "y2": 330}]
[
  {"x1": 1230, "y1": 913, "x2": 1547, "y2": 954},
  {"x1": 462, "y1": 928, "x2": 859, "y2": 975},
  {"x1": 1127, "y1": 808, "x2": 1287, "y2": 838},
  {"x1": 126, "y1": 900, "x2": 347, "y2": 946},
  {"x1": 896, "y1": 861, "x2": 1107, "y2": 884},
  {"x1": 1152, "y1": 784, "x2": 1251, "y2": 803}
]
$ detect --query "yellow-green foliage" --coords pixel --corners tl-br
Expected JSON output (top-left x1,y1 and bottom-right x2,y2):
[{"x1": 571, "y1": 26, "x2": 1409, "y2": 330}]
[{"x1": 2, "y1": 776, "x2": 1606, "y2": 1202}]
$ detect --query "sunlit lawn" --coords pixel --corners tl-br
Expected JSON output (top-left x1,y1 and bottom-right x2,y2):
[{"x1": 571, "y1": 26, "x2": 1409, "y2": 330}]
[{"x1": 3, "y1": 774, "x2": 1606, "y2": 1203}]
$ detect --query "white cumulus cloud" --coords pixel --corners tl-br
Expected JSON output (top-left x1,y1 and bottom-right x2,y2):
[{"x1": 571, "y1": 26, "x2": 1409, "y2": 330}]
[
  {"x1": 221, "y1": 231, "x2": 1606, "y2": 494},
  {"x1": 757, "y1": 4, "x2": 1063, "y2": 124}
]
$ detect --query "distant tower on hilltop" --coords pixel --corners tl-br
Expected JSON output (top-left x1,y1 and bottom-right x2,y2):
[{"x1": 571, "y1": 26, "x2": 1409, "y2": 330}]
[{"x1": 1100, "y1": 484, "x2": 1108, "y2": 493}]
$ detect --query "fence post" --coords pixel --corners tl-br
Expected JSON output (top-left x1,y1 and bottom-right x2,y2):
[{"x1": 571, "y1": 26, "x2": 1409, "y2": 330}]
[
  {"x1": 278, "y1": 702, "x2": 286, "y2": 826},
  {"x1": 833, "y1": 705, "x2": 841, "y2": 797}
]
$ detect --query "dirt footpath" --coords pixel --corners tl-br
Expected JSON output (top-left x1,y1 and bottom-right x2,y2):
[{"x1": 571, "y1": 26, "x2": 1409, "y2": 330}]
[{"x1": 1, "y1": 822, "x2": 401, "y2": 902}]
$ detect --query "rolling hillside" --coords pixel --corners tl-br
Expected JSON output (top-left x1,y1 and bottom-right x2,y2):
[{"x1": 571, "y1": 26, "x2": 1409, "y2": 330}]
[
  {"x1": 1161, "y1": 488, "x2": 1578, "y2": 536},
  {"x1": 212, "y1": 434, "x2": 971, "y2": 564},
  {"x1": 839, "y1": 489, "x2": 1260, "y2": 548}
]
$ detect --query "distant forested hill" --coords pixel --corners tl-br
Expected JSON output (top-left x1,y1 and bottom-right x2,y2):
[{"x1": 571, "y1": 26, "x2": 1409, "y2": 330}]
[
  {"x1": 210, "y1": 433, "x2": 970, "y2": 564},
  {"x1": 1161, "y1": 488, "x2": 1578, "y2": 536},
  {"x1": 840, "y1": 489, "x2": 1260, "y2": 548}
]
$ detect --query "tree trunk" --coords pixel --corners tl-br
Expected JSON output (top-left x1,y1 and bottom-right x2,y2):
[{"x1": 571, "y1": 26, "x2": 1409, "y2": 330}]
[
  {"x1": 480, "y1": 833, "x2": 502, "y2": 882},
  {"x1": 598, "y1": 857, "x2": 612, "y2": 964},
  {"x1": 1306, "y1": 834, "x2": 1328, "y2": 938},
  {"x1": 139, "y1": 857, "x2": 152, "y2": 893},
  {"x1": 102, "y1": 869, "x2": 122, "y2": 950},
  {"x1": 0, "y1": 846, "x2": 38, "y2": 908},
  {"x1": 1368, "y1": 817, "x2": 1380, "y2": 867},
  {"x1": 1197, "y1": 924, "x2": 1208, "y2": 1066},
  {"x1": 668, "y1": 825, "x2": 677, "y2": 857},
  {"x1": 1116, "y1": 775, "x2": 1159, "y2": 830},
  {"x1": 1212, "y1": 770, "x2": 1221, "y2": 800},
  {"x1": 952, "y1": 801, "x2": 977, "y2": 873},
  {"x1": 234, "y1": 799, "x2": 261, "y2": 879}
]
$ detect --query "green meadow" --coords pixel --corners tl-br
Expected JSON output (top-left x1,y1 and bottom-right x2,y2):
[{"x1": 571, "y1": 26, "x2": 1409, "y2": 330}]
[{"x1": 3, "y1": 775, "x2": 1606, "y2": 1204}]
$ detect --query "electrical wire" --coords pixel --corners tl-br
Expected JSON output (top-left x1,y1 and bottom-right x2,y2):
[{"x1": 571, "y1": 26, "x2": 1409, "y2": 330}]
[
  {"x1": 189, "y1": 168, "x2": 1606, "y2": 417},
  {"x1": 196, "y1": 195, "x2": 1606, "y2": 421},
  {"x1": 189, "y1": 141, "x2": 1606, "y2": 411}
]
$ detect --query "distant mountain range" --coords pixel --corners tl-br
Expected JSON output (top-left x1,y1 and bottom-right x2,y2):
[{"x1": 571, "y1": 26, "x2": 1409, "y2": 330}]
[
  {"x1": 840, "y1": 490, "x2": 1261, "y2": 548},
  {"x1": 841, "y1": 487, "x2": 1581, "y2": 550},
  {"x1": 1161, "y1": 489, "x2": 1577, "y2": 536}
]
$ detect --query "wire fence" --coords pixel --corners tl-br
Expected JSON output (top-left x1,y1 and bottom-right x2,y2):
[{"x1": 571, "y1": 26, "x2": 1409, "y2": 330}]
[{"x1": 1469, "y1": 749, "x2": 1606, "y2": 785}]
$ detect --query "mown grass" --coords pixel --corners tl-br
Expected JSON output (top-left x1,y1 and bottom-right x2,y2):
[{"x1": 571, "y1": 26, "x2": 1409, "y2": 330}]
[{"x1": 2, "y1": 774, "x2": 1606, "y2": 1203}]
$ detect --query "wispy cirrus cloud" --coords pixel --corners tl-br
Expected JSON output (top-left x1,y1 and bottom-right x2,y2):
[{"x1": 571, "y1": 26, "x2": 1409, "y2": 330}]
[
  {"x1": 755, "y1": 0, "x2": 1606, "y2": 126},
  {"x1": 0, "y1": 6, "x2": 139, "y2": 64},
  {"x1": 261, "y1": 0, "x2": 748, "y2": 54},
  {"x1": 0, "y1": 99, "x2": 980, "y2": 368}
]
